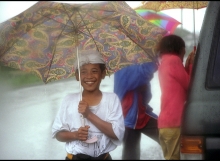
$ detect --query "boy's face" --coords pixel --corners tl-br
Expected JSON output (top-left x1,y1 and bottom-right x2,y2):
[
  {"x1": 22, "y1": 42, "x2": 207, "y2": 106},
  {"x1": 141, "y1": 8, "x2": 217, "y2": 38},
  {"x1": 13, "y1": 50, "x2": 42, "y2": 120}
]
[{"x1": 76, "y1": 63, "x2": 105, "y2": 92}]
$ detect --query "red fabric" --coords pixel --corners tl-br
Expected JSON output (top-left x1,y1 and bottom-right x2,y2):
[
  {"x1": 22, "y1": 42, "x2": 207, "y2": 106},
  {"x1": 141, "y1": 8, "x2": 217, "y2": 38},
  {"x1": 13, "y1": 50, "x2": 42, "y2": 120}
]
[
  {"x1": 121, "y1": 91, "x2": 150, "y2": 129},
  {"x1": 136, "y1": 92, "x2": 150, "y2": 129},
  {"x1": 158, "y1": 54, "x2": 192, "y2": 128},
  {"x1": 121, "y1": 92, "x2": 133, "y2": 117}
]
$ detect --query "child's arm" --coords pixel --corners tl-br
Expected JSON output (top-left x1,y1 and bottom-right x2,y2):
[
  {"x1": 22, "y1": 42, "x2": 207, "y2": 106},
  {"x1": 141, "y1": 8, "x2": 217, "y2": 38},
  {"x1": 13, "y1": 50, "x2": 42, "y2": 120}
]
[
  {"x1": 55, "y1": 125, "x2": 90, "y2": 142},
  {"x1": 185, "y1": 50, "x2": 195, "y2": 73},
  {"x1": 88, "y1": 113, "x2": 118, "y2": 140},
  {"x1": 78, "y1": 100, "x2": 118, "y2": 140}
]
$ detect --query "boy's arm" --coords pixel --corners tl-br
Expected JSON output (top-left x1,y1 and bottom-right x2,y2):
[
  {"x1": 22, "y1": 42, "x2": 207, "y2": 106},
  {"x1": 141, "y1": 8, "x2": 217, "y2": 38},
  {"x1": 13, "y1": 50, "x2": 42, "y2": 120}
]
[
  {"x1": 86, "y1": 113, "x2": 118, "y2": 140},
  {"x1": 55, "y1": 126, "x2": 90, "y2": 142},
  {"x1": 55, "y1": 131, "x2": 78, "y2": 142},
  {"x1": 78, "y1": 100, "x2": 120, "y2": 140},
  {"x1": 78, "y1": 99, "x2": 120, "y2": 140}
]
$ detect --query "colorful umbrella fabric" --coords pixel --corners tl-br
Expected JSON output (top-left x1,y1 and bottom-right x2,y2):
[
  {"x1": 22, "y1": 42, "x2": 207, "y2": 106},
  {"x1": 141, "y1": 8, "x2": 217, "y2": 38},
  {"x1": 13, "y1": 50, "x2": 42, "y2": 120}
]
[
  {"x1": 0, "y1": 1, "x2": 167, "y2": 84},
  {"x1": 135, "y1": 1, "x2": 209, "y2": 11},
  {"x1": 136, "y1": 9, "x2": 181, "y2": 34}
]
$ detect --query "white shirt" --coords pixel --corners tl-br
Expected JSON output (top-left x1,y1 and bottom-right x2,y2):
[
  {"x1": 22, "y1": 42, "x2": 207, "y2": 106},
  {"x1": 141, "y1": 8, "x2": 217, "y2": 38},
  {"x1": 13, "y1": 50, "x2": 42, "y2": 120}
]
[{"x1": 52, "y1": 92, "x2": 125, "y2": 157}]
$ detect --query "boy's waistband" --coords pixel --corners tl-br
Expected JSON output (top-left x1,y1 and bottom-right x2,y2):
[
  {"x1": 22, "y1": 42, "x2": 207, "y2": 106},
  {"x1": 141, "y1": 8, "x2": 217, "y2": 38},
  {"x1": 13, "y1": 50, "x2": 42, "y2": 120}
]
[{"x1": 66, "y1": 152, "x2": 109, "y2": 160}]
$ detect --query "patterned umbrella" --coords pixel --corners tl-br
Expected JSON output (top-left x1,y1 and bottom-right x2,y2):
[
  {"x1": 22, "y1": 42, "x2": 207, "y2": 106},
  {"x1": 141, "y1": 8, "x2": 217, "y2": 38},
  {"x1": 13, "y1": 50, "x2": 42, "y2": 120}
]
[
  {"x1": 135, "y1": 9, "x2": 181, "y2": 34},
  {"x1": 0, "y1": 1, "x2": 167, "y2": 84},
  {"x1": 135, "y1": 1, "x2": 209, "y2": 51},
  {"x1": 135, "y1": 1, "x2": 208, "y2": 11}
]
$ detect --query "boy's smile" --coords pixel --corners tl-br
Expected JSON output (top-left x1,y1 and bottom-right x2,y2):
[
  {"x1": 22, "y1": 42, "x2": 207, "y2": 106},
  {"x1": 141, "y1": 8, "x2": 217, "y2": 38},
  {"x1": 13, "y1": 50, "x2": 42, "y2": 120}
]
[{"x1": 85, "y1": 81, "x2": 95, "y2": 85}]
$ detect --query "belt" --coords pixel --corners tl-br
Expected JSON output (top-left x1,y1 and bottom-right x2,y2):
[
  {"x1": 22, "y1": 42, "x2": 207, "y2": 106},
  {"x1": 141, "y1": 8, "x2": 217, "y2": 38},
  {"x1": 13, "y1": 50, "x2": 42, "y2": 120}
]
[
  {"x1": 67, "y1": 152, "x2": 109, "y2": 160},
  {"x1": 67, "y1": 153, "x2": 73, "y2": 160}
]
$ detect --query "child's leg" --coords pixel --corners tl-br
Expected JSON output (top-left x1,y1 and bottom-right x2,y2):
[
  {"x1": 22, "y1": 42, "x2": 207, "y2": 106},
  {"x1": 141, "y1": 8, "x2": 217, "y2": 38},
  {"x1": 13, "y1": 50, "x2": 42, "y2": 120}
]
[
  {"x1": 140, "y1": 117, "x2": 159, "y2": 143},
  {"x1": 122, "y1": 127, "x2": 141, "y2": 160},
  {"x1": 159, "y1": 127, "x2": 181, "y2": 160}
]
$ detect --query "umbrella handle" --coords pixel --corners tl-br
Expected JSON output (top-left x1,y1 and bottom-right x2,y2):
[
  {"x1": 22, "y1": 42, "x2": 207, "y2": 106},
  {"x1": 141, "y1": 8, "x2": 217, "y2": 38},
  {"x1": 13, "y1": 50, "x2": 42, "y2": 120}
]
[{"x1": 80, "y1": 114, "x2": 85, "y2": 127}]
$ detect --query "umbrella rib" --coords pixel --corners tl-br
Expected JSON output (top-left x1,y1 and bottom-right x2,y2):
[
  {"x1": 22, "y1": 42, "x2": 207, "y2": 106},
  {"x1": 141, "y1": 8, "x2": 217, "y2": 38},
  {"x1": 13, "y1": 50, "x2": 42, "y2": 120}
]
[
  {"x1": 26, "y1": 7, "x2": 73, "y2": 83},
  {"x1": 60, "y1": 2, "x2": 144, "y2": 33},
  {"x1": 44, "y1": 25, "x2": 69, "y2": 83},
  {"x1": 76, "y1": 9, "x2": 154, "y2": 59},
  {"x1": 38, "y1": 2, "x2": 144, "y2": 39},
  {"x1": 77, "y1": 11, "x2": 100, "y2": 49},
  {"x1": 57, "y1": 3, "x2": 115, "y2": 39},
  {"x1": 59, "y1": 3, "x2": 116, "y2": 30},
  {"x1": 58, "y1": 3, "x2": 101, "y2": 49},
  {"x1": 0, "y1": 1, "x2": 165, "y2": 83},
  {"x1": 112, "y1": 24, "x2": 156, "y2": 61},
  {"x1": 36, "y1": 4, "x2": 115, "y2": 42},
  {"x1": 77, "y1": 12, "x2": 156, "y2": 62}
]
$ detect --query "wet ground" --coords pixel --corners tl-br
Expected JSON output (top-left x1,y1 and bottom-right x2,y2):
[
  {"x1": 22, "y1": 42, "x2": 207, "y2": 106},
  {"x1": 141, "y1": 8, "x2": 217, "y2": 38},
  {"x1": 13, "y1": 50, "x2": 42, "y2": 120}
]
[{"x1": 0, "y1": 73, "x2": 164, "y2": 160}]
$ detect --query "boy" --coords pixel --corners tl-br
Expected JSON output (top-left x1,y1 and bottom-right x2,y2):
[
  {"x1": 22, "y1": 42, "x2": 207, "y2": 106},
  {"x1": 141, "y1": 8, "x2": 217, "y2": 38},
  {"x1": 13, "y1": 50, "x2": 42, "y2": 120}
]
[{"x1": 52, "y1": 50, "x2": 125, "y2": 160}]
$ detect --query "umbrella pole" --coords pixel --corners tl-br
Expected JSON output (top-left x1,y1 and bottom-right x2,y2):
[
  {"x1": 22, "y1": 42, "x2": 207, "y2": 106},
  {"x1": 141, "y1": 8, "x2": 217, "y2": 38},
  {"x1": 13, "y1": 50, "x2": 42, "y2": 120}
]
[
  {"x1": 76, "y1": 47, "x2": 85, "y2": 127},
  {"x1": 193, "y1": 3, "x2": 196, "y2": 51},
  {"x1": 181, "y1": 9, "x2": 183, "y2": 31},
  {"x1": 77, "y1": 47, "x2": 83, "y2": 100}
]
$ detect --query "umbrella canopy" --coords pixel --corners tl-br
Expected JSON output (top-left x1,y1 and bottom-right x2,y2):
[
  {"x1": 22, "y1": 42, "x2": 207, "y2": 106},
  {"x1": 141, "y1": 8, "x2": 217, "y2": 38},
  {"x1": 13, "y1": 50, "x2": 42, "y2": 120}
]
[
  {"x1": 135, "y1": 9, "x2": 181, "y2": 34},
  {"x1": 135, "y1": 1, "x2": 209, "y2": 51},
  {"x1": 135, "y1": 1, "x2": 209, "y2": 11},
  {"x1": 0, "y1": 1, "x2": 167, "y2": 84}
]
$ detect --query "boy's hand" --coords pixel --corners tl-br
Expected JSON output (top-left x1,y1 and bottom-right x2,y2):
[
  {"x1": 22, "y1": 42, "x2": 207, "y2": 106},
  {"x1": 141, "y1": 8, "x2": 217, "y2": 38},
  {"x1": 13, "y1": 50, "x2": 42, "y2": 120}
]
[
  {"x1": 78, "y1": 100, "x2": 91, "y2": 118},
  {"x1": 77, "y1": 125, "x2": 90, "y2": 141}
]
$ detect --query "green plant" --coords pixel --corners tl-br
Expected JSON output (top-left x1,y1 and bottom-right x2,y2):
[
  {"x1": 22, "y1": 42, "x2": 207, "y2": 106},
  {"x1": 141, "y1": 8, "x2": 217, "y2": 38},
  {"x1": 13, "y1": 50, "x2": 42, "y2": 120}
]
[{"x1": 0, "y1": 63, "x2": 42, "y2": 88}]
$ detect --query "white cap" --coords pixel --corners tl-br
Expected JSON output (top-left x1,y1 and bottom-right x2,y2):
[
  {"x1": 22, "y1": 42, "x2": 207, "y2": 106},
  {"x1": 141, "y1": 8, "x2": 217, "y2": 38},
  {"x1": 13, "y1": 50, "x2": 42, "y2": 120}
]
[{"x1": 73, "y1": 50, "x2": 105, "y2": 70}]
